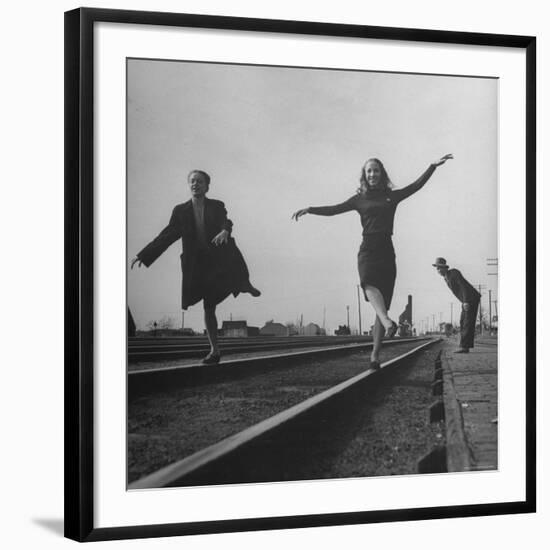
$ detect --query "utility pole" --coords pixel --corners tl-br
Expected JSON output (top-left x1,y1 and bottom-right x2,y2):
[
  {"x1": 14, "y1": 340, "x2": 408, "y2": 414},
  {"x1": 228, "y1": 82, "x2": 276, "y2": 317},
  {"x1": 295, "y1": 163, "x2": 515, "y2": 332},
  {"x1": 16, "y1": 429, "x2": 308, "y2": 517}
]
[
  {"x1": 432, "y1": 314, "x2": 435, "y2": 333},
  {"x1": 478, "y1": 285, "x2": 483, "y2": 335},
  {"x1": 346, "y1": 305, "x2": 350, "y2": 332},
  {"x1": 356, "y1": 286, "x2": 362, "y2": 336},
  {"x1": 323, "y1": 307, "x2": 326, "y2": 332},
  {"x1": 450, "y1": 303, "x2": 454, "y2": 326},
  {"x1": 181, "y1": 310, "x2": 185, "y2": 331},
  {"x1": 487, "y1": 258, "x2": 498, "y2": 278},
  {"x1": 489, "y1": 289, "x2": 493, "y2": 334},
  {"x1": 487, "y1": 258, "x2": 498, "y2": 335}
]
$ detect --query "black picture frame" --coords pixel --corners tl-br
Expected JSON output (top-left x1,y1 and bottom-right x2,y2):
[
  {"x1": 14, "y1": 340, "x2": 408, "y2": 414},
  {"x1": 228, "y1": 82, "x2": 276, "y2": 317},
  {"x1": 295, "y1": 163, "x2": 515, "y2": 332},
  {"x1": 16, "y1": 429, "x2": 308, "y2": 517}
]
[{"x1": 65, "y1": 7, "x2": 536, "y2": 542}]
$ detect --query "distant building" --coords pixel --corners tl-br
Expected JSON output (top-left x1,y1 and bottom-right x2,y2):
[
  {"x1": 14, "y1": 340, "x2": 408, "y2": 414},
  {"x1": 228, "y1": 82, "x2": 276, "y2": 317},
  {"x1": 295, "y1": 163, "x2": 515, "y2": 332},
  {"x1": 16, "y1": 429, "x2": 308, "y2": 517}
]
[
  {"x1": 247, "y1": 326, "x2": 260, "y2": 337},
  {"x1": 221, "y1": 320, "x2": 248, "y2": 338},
  {"x1": 398, "y1": 295, "x2": 413, "y2": 337},
  {"x1": 335, "y1": 324, "x2": 351, "y2": 336},
  {"x1": 304, "y1": 322, "x2": 322, "y2": 336},
  {"x1": 398, "y1": 321, "x2": 411, "y2": 338},
  {"x1": 286, "y1": 324, "x2": 299, "y2": 336},
  {"x1": 260, "y1": 321, "x2": 288, "y2": 336}
]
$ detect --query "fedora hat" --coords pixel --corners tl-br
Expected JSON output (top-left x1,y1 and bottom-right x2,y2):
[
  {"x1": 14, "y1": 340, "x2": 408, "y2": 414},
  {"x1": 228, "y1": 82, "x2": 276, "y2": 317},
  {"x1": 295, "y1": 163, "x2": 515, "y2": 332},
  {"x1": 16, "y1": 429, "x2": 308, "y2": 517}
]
[{"x1": 432, "y1": 257, "x2": 448, "y2": 268}]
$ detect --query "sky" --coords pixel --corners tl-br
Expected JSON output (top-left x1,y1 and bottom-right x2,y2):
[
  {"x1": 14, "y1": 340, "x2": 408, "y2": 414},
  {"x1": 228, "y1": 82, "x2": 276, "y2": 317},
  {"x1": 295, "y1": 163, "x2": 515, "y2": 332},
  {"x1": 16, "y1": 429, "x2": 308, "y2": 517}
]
[{"x1": 127, "y1": 59, "x2": 498, "y2": 335}]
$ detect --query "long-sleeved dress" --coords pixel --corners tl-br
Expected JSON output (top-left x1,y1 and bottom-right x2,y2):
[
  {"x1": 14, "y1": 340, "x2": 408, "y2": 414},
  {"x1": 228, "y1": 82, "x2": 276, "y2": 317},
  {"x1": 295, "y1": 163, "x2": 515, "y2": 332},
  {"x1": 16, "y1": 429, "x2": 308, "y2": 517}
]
[{"x1": 308, "y1": 165, "x2": 436, "y2": 309}]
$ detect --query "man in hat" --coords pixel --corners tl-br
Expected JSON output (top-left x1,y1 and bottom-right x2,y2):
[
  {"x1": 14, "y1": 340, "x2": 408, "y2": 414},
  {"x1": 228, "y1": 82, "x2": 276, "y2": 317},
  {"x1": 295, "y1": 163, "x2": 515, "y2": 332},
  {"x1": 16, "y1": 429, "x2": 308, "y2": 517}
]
[{"x1": 433, "y1": 258, "x2": 481, "y2": 353}]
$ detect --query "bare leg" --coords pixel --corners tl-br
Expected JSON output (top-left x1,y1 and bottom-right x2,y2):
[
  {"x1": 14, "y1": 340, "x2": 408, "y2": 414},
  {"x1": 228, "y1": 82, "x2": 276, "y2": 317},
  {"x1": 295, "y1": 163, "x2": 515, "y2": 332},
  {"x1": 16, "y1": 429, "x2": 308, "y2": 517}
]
[
  {"x1": 371, "y1": 316, "x2": 384, "y2": 362},
  {"x1": 364, "y1": 284, "x2": 393, "y2": 330},
  {"x1": 203, "y1": 304, "x2": 219, "y2": 355}
]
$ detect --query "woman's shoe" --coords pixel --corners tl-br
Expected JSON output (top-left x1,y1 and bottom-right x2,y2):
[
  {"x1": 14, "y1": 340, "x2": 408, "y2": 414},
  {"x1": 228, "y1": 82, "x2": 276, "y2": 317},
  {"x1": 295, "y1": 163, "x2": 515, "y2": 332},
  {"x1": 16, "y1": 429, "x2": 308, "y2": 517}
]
[
  {"x1": 241, "y1": 282, "x2": 261, "y2": 297},
  {"x1": 385, "y1": 321, "x2": 398, "y2": 338},
  {"x1": 370, "y1": 360, "x2": 381, "y2": 371},
  {"x1": 202, "y1": 352, "x2": 221, "y2": 365}
]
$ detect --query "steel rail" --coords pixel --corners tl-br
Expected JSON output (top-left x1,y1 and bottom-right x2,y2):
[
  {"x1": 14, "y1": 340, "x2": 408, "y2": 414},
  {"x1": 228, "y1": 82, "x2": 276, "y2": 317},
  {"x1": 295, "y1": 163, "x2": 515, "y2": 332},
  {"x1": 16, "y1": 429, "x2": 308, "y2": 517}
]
[
  {"x1": 128, "y1": 335, "x2": 370, "y2": 346},
  {"x1": 128, "y1": 336, "x2": 377, "y2": 361},
  {"x1": 128, "y1": 337, "x2": 428, "y2": 398},
  {"x1": 129, "y1": 338, "x2": 438, "y2": 489}
]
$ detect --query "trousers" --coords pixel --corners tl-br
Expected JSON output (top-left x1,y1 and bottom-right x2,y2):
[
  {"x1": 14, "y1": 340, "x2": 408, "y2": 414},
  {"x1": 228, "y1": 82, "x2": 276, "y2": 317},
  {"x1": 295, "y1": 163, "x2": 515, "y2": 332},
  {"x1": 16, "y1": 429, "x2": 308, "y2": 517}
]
[{"x1": 459, "y1": 300, "x2": 480, "y2": 349}]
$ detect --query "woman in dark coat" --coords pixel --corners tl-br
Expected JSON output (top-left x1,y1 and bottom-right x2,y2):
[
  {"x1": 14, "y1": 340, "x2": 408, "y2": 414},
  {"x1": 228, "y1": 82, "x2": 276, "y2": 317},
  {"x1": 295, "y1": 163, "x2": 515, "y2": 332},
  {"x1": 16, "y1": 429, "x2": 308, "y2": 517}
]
[
  {"x1": 292, "y1": 154, "x2": 453, "y2": 369},
  {"x1": 131, "y1": 170, "x2": 260, "y2": 364}
]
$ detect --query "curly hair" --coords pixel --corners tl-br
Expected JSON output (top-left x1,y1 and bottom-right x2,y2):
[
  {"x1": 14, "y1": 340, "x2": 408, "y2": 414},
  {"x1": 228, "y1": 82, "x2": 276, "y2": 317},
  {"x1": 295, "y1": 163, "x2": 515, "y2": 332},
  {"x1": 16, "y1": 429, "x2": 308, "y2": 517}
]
[{"x1": 358, "y1": 158, "x2": 393, "y2": 194}]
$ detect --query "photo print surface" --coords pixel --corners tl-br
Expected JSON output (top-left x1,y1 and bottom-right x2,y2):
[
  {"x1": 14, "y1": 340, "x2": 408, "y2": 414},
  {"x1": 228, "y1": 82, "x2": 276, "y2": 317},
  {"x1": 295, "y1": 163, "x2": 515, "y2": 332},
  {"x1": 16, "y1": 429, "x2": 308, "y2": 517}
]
[{"x1": 127, "y1": 58, "x2": 498, "y2": 489}]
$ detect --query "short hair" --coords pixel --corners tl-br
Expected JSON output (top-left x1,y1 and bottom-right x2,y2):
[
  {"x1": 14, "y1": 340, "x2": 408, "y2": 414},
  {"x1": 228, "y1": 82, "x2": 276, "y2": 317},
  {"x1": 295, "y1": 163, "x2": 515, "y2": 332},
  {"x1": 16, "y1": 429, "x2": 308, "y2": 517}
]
[
  {"x1": 188, "y1": 170, "x2": 211, "y2": 186},
  {"x1": 358, "y1": 158, "x2": 393, "y2": 193}
]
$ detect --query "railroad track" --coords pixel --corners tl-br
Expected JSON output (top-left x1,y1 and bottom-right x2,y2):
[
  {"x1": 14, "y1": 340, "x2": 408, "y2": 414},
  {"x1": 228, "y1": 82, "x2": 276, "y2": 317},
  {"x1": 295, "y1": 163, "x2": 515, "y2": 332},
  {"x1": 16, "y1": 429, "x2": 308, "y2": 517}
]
[
  {"x1": 128, "y1": 338, "x2": 442, "y2": 488},
  {"x1": 128, "y1": 335, "x2": 378, "y2": 362},
  {"x1": 128, "y1": 337, "x2": 428, "y2": 399}
]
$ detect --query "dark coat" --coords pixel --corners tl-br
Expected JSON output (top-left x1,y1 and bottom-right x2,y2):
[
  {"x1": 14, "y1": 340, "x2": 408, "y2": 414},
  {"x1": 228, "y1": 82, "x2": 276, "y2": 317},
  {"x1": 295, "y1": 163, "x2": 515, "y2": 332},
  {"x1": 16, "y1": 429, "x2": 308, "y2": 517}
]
[
  {"x1": 137, "y1": 198, "x2": 250, "y2": 309},
  {"x1": 444, "y1": 268, "x2": 481, "y2": 304}
]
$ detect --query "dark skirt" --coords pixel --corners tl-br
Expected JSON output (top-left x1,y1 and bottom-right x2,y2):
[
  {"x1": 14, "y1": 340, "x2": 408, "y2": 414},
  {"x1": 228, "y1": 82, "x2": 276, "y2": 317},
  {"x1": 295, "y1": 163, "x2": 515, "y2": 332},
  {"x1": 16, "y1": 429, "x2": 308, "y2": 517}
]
[{"x1": 358, "y1": 233, "x2": 396, "y2": 309}]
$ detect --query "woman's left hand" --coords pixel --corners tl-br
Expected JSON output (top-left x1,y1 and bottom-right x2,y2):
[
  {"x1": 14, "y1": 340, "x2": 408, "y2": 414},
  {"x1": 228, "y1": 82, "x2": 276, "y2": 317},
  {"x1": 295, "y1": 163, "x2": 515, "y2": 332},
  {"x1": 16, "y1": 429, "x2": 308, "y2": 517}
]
[
  {"x1": 211, "y1": 229, "x2": 229, "y2": 246},
  {"x1": 432, "y1": 153, "x2": 454, "y2": 167}
]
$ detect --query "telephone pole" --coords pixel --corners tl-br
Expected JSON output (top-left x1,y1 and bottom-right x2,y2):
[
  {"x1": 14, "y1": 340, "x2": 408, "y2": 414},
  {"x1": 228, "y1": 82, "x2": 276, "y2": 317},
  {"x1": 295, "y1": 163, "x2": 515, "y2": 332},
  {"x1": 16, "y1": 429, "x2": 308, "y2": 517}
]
[
  {"x1": 487, "y1": 258, "x2": 498, "y2": 278},
  {"x1": 487, "y1": 258, "x2": 498, "y2": 335},
  {"x1": 489, "y1": 289, "x2": 493, "y2": 334},
  {"x1": 477, "y1": 285, "x2": 484, "y2": 335},
  {"x1": 356, "y1": 286, "x2": 362, "y2": 336},
  {"x1": 450, "y1": 303, "x2": 454, "y2": 326},
  {"x1": 346, "y1": 305, "x2": 350, "y2": 331}
]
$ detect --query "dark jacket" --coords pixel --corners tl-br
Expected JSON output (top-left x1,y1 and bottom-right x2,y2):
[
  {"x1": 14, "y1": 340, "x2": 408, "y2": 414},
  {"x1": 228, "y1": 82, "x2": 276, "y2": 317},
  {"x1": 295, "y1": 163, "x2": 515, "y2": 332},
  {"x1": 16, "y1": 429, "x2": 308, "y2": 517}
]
[
  {"x1": 444, "y1": 268, "x2": 481, "y2": 304},
  {"x1": 137, "y1": 198, "x2": 250, "y2": 309}
]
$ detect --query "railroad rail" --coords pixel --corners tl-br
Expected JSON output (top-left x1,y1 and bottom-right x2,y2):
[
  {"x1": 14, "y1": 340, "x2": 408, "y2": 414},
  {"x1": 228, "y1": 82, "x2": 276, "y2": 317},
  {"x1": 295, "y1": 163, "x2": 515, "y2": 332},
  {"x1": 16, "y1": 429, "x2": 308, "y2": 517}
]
[
  {"x1": 128, "y1": 337, "x2": 428, "y2": 399},
  {"x1": 128, "y1": 334, "x2": 378, "y2": 362},
  {"x1": 129, "y1": 338, "x2": 439, "y2": 489}
]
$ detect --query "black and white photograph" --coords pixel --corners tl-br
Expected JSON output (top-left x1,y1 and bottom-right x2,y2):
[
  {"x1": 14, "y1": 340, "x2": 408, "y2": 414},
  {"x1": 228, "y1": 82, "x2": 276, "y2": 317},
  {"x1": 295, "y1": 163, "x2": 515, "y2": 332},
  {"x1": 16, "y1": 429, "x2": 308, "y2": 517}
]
[
  {"x1": 3, "y1": 0, "x2": 547, "y2": 546},
  {"x1": 126, "y1": 58, "x2": 498, "y2": 489}
]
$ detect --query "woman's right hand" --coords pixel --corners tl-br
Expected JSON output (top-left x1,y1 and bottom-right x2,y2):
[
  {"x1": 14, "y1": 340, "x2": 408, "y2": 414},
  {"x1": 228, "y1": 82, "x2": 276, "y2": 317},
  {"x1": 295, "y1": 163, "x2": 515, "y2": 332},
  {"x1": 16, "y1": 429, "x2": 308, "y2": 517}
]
[
  {"x1": 432, "y1": 153, "x2": 454, "y2": 167},
  {"x1": 131, "y1": 257, "x2": 143, "y2": 269},
  {"x1": 292, "y1": 207, "x2": 310, "y2": 221}
]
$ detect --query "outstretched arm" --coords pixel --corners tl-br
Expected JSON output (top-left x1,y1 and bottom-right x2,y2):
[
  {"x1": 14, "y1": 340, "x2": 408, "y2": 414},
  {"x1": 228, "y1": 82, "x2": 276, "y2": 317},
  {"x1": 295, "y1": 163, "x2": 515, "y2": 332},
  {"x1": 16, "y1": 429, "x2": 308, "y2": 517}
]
[
  {"x1": 393, "y1": 154, "x2": 453, "y2": 202},
  {"x1": 132, "y1": 207, "x2": 182, "y2": 268},
  {"x1": 292, "y1": 196, "x2": 357, "y2": 221}
]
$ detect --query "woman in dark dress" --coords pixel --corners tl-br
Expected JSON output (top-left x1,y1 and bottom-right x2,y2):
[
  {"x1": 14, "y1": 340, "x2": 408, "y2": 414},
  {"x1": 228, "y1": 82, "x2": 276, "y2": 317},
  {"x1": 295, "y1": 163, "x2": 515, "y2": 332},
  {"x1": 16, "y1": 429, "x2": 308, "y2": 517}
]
[
  {"x1": 131, "y1": 170, "x2": 260, "y2": 364},
  {"x1": 292, "y1": 154, "x2": 453, "y2": 369}
]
